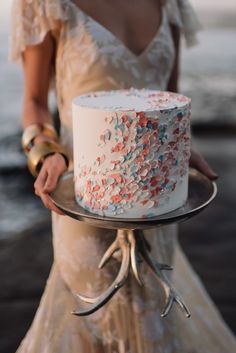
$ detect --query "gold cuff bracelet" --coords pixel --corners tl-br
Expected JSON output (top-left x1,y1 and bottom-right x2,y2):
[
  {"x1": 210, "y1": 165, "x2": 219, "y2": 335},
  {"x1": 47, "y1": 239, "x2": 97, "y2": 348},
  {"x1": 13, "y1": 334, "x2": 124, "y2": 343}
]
[
  {"x1": 22, "y1": 123, "x2": 58, "y2": 154},
  {"x1": 27, "y1": 140, "x2": 69, "y2": 177}
]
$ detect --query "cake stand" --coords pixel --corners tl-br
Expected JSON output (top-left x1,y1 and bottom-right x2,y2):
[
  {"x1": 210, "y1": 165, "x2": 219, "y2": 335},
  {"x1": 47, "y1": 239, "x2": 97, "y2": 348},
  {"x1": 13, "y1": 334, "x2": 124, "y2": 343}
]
[{"x1": 50, "y1": 168, "x2": 217, "y2": 318}]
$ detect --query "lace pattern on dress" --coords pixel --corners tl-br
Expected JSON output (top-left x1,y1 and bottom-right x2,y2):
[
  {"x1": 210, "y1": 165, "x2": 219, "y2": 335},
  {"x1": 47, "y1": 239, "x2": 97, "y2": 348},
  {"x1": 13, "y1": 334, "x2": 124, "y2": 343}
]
[
  {"x1": 9, "y1": 0, "x2": 200, "y2": 62},
  {"x1": 9, "y1": 0, "x2": 70, "y2": 62},
  {"x1": 166, "y1": 0, "x2": 201, "y2": 46}
]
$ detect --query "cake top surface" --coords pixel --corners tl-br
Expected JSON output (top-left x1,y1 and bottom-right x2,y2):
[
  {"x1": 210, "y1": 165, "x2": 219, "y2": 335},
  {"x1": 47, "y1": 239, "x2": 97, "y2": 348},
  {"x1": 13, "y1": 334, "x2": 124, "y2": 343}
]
[{"x1": 73, "y1": 89, "x2": 191, "y2": 111}]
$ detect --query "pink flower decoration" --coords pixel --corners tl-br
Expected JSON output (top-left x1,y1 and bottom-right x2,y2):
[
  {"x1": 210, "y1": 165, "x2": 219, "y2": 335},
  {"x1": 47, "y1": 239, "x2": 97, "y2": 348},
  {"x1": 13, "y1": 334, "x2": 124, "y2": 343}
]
[
  {"x1": 173, "y1": 128, "x2": 180, "y2": 135},
  {"x1": 121, "y1": 115, "x2": 128, "y2": 123},
  {"x1": 95, "y1": 192, "x2": 105, "y2": 200},
  {"x1": 110, "y1": 173, "x2": 123, "y2": 183},
  {"x1": 112, "y1": 142, "x2": 125, "y2": 152},
  {"x1": 138, "y1": 114, "x2": 148, "y2": 127},
  {"x1": 93, "y1": 185, "x2": 100, "y2": 192},
  {"x1": 111, "y1": 194, "x2": 122, "y2": 203},
  {"x1": 142, "y1": 147, "x2": 150, "y2": 156},
  {"x1": 86, "y1": 180, "x2": 92, "y2": 191},
  {"x1": 152, "y1": 122, "x2": 158, "y2": 130}
]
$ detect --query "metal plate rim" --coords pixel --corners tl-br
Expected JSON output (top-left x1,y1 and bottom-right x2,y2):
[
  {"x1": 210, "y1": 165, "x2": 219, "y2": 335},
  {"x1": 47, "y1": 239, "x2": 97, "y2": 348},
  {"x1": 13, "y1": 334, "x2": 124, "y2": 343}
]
[{"x1": 49, "y1": 169, "x2": 217, "y2": 229}]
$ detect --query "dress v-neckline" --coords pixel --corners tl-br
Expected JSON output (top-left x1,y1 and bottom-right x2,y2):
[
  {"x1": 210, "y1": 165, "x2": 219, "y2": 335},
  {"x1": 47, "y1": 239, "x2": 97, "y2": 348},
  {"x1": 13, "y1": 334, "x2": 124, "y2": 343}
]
[{"x1": 70, "y1": 1, "x2": 165, "y2": 59}]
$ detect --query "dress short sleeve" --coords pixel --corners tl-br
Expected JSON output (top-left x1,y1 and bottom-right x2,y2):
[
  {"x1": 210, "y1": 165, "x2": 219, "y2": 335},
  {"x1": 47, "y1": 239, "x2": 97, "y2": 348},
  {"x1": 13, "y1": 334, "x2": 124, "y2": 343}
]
[
  {"x1": 166, "y1": 0, "x2": 201, "y2": 47},
  {"x1": 9, "y1": 0, "x2": 70, "y2": 62}
]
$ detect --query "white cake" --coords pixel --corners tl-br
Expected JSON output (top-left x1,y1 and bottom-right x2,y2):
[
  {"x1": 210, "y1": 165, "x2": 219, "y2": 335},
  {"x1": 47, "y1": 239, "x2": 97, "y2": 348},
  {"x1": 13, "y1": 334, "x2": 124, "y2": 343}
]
[{"x1": 72, "y1": 89, "x2": 191, "y2": 218}]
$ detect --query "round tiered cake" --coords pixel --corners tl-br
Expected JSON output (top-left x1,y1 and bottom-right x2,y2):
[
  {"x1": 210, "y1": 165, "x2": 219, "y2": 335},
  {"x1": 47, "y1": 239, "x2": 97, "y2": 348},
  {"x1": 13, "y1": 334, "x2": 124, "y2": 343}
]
[{"x1": 72, "y1": 89, "x2": 191, "y2": 218}]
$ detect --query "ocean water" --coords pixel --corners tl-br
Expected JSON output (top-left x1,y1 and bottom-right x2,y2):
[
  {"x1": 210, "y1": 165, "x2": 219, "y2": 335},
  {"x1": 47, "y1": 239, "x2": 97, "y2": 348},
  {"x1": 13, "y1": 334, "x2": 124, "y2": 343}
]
[{"x1": 0, "y1": 2, "x2": 236, "y2": 238}]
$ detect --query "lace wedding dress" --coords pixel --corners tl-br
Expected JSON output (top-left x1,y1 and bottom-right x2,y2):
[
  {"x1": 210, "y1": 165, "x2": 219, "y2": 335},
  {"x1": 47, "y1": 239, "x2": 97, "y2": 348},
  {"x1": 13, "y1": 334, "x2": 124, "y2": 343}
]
[{"x1": 10, "y1": 1, "x2": 236, "y2": 352}]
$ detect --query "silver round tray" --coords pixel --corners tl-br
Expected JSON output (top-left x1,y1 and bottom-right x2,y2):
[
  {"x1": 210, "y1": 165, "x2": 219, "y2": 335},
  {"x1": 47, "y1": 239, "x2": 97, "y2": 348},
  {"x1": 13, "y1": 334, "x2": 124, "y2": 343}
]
[{"x1": 50, "y1": 168, "x2": 217, "y2": 230}]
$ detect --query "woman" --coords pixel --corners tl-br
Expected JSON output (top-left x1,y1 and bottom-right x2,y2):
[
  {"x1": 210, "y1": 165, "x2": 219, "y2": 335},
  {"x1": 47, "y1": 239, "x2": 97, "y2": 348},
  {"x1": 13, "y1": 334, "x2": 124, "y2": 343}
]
[{"x1": 10, "y1": 0, "x2": 236, "y2": 352}]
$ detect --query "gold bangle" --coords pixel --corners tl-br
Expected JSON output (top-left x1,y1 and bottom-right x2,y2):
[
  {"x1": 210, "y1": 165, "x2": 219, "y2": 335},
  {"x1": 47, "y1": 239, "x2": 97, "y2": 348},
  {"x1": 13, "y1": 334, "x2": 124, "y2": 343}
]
[
  {"x1": 22, "y1": 123, "x2": 58, "y2": 154},
  {"x1": 27, "y1": 140, "x2": 69, "y2": 177}
]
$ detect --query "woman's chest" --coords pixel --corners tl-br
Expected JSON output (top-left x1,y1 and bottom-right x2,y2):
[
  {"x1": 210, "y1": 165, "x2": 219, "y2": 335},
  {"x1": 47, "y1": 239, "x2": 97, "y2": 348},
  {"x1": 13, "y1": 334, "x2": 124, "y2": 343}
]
[
  {"x1": 71, "y1": 0, "x2": 163, "y2": 56},
  {"x1": 55, "y1": 1, "x2": 175, "y2": 97}
]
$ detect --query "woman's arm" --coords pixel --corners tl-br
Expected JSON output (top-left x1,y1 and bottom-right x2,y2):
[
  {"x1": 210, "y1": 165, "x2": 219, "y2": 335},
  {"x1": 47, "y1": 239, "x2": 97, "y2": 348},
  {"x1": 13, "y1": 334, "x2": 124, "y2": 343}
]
[
  {"x1": 22, "y1": 32, "x2": 54, "y2": 128},
  {"x1": 22, "y1": 32, "x2": 67, "y2": 214},
  {"x1": 167, "y1": 24, "x2": 180, "y2": 93},
  {"x1": 167, "y1": 26, "x2": 218, "y2": 180}
]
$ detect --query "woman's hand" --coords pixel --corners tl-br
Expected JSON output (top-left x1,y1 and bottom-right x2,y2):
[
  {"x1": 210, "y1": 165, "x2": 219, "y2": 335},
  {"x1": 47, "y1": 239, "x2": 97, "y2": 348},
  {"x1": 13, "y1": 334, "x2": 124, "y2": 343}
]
[
  {"x1": 34, "y1": 153, "x2": 68, "y2": 215},
  {"x1": 190, "y1": 147, "x2": 218, "y2": 181}
]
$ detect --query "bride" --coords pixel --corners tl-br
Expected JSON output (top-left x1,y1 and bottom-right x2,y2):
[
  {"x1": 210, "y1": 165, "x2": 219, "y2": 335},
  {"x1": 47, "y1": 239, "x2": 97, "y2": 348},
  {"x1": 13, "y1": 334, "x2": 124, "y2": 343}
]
[{"x1": 10, "y1": 0, "x2": 235, "y2": 352}]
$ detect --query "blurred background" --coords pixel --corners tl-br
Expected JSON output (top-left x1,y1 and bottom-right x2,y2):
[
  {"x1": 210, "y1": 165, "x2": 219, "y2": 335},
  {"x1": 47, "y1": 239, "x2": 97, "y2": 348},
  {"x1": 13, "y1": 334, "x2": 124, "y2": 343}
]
[{"x1": 0, "y1": 1, "x2": 236, "y2": 352}]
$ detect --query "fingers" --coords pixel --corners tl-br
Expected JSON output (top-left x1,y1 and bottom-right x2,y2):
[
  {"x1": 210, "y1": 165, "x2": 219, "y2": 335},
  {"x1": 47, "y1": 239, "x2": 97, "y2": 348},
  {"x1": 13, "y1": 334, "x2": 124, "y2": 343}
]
[
  {"x1": 43, "y1": 167, "x2": 60, "y2": 193},
  {"x1": 43, "y1": 153, "x2": 67, "y2": 193},
  {"x1": 34, "y1": 165, "x2": 47, "y2": 197},
  {"x1": 39, "y1": 192, "x2": 65, "y2": 215},
  {"x1": 34, "y1": 154, "x2": 66, "y2": 215},
  {"x1": 190, "y1": 149, "x2": 218, "y2": 181}
]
